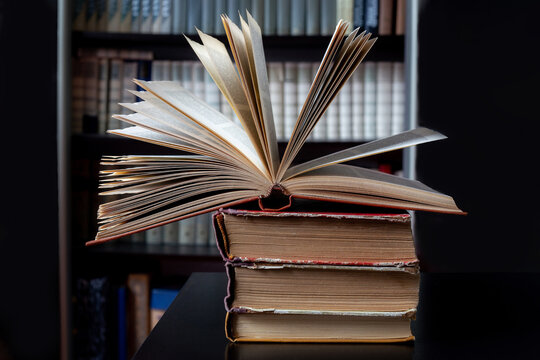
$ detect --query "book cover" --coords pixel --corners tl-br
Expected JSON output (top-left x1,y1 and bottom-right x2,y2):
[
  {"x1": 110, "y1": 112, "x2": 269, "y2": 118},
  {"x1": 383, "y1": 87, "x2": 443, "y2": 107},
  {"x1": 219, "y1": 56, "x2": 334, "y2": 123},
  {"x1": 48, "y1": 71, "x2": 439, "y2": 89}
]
[
  {"x1": 352, "y1": 0, "x2": 364, "y2": 29},
  {"x1": 150, "y1": 288, "x2": 179, "y2": 329}
]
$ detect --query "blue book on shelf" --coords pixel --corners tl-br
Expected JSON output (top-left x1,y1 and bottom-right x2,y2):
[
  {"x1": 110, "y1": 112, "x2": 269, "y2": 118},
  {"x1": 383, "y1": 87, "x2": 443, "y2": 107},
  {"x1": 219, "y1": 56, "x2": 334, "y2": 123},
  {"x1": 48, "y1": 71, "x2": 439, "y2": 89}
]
[{"x1": 150, "y1": 288, "x2": 180, "y2": 328}]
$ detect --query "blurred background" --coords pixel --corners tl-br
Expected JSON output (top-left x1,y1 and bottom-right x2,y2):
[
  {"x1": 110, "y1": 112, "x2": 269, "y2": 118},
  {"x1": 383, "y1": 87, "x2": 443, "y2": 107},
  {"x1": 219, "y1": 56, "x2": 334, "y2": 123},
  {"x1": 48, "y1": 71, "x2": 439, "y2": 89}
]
[{"x1": 1, "y1": 0, "x2": 539, "y2": 358}]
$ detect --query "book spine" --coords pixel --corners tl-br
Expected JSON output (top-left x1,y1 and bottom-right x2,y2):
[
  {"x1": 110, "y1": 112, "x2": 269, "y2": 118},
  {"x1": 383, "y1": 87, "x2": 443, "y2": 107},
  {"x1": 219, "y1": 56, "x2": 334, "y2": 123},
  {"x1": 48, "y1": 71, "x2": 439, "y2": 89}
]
[
  {"x1": 160, "y1": 0, "x2": 173, "y2": 33},
  {"x1": 276, "y1": 0, "x2": 291, "y2": 36},
  {"x1": 375, "y1": 61, "x2": 392, "y2": 139},
  {"x1": 130, "y1": 231, "x2": 145, "y2": 243},
  {"x1": 325, "y1": 94, "x2": 339, "y2": 140},
  {"x1": 96, "y1": 0, "x2": 108, "y2": 31},
  {"x1": 319, "y1": 0, "x2": 336, "y2": 36},
  {"x1": 237, "y1": 0, "x2": 250, "y2": 19},
  {"x1": 82, "y1": 57, "x2": 99, "y2": 133},
  {"x1": 391, "y1": 62, "x2": 405, "y2": 134},
  {"x1": 97, "y1": 58, "x2": 110, "y2": 133},
  {"x1": 251, "y1": 0, "x2": 264, "y2": 27},
  {"x1": 296, "y1": 62, "x2": 311, "y2": 125},
  {"x1": 172, "y1": 0, "x2": 187, "y2": 33},
  {"x1": 121, "y1": 60, "x2": 138, "y2": 110},
  {"x1": 131, "y1": 0, "x2": 142, "y2": 32},
  {"x1": 162, "y1": 59, "x2": 172, "y2": 80},
  {"x1": 227, "y1": 0, "x2": 240, "y2": 25},
  {"x1": 126, "y1": 274, "x2": 150, "y2": 359},
  {"x1": 290, "y1": 0, "x2": 305, "y2": 36},
  {"x1": 305, "y1": 0, "x2": 320, "y2": 36},
  {"x1": 268, "y1": 62, "x2": 284, "y2": 141},
  {"x1": 181, "y1": 60, "x2": 195, "y2": 91},
  {"x1": 395, "y1": 0, "x2": 405, "y2": 35},
  {"x1": 107, "y1": 59, "x2": 122, "y2": 130},
  {"x1": 171, "y1": 60, "x2": 182, "y2": 82},
  {"x1": 283, "y1": 62, "x2": 297, "y2": 141},
  {"x1": 71, "y1": 59, "x2": 85, "y2": 133},
  {"x1": 378, "y1": 0, "x2": 393, "y2": 35},
  {"x1": 263, "y1": 0, "x2": 276, "y2": 35},
  {"x1": 145, "y1": 226, "x2": 163, "y2": 244},
  {"x1": 201, "y1": 0, "x2": 215, "y2": 34},
  {"x1": 364, "y1": 0, "x2": 378, "y2": 34},
  {"x1": 338, "y1": 75, "x2": 352, "y2": 140},
  {"x1": 72, "y1": 0, "x2": 87, "y2": 31},
  {"x1": 337, "y1": 0, "x2": 353, "y2": 31},
  {"x1": 140, "y1": 0, "x2": 153, "y2": 33},
  {"x1": 362, "y1": 61, "x2": 376, "y2": 140},
  {"x1": 353, "y1": 0, "x2": 364, "y2": 28},
  {"x1": 119, "y1": 0, "x2": 132, "y2": 32},
  {"x1": 151, "y1": 0, "x2": 162, "y2": 33},
  {"x1": 214, "y1": 0, "x2": 226, "y2": 35},
  {"x1": 195, "y1": 214, "x2": 210, "y2": 246},
  {"x1": 162, "y1": 221, "x2": 179, "y2": 245},
  {"x1": 186, "y1": 0, "x2": 201, "y2": 34},
  {"x1": 151, "y1": 59, "x2": 163, "y2": 80},
  {"x1": 192, "y1": 62, "x2": 205, "y2": 100},
  {"x1": 108, "y1": 0, "x2": 122, "y2": 32},
  {"x1": 86, "y1": 0, "x2": 98, "y2": 32},
  {"x1": 179, "y1": 217, "x2": 196, "y2": 245},
  {"x1": 117, "y1": 285, "x2": 127, "y2": 360},
  {"x1": 204, "y1": 71, "x2": 221, "y2": 111},
  {"x1": 351, "y1": 63, "x2": 364, "y2": 140}
]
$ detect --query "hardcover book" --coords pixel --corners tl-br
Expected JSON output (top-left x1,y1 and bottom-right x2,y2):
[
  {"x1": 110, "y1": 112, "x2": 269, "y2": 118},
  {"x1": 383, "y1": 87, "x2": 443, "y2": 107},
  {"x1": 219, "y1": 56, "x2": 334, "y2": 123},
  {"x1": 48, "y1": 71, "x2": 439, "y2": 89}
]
[{"x1": 88, "y1": 14, "x2": 463, "y2": 248}]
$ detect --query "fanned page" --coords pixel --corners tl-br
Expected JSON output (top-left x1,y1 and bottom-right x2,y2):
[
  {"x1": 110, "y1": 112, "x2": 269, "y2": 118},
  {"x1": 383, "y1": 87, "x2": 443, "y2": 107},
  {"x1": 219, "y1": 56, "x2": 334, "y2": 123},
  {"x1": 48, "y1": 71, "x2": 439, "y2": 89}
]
[{"x1": 89, "y1": 16, "x2": 464, "y2": 245}]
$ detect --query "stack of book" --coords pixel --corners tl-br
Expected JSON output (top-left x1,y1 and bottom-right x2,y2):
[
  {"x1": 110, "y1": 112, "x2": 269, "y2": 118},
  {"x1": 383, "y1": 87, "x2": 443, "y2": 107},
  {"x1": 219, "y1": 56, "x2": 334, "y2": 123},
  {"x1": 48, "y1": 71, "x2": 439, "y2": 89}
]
[{"x1": 213, "y1": 208, "x2": 418, "y2": 342}]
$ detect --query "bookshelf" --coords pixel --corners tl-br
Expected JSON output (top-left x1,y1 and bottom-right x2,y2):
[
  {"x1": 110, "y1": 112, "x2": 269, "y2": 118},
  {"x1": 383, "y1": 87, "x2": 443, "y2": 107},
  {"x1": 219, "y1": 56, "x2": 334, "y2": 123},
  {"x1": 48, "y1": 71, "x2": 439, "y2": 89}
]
[{"x1": 58, "y1": 0, "x2": 420, "y2": 358}]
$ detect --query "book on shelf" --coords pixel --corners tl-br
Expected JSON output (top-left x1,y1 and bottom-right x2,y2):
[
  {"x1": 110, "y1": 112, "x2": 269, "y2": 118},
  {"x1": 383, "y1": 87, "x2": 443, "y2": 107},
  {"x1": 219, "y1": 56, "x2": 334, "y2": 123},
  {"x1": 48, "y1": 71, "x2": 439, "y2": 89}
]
[
  {"x1": 126, "y1": 273, "x2": 151, "y2": 358},
  {"x1": 88, "y1": 15, "x2": 463, "y2": 247},
  {"x1": 150, "y1": 288, "x2": 179, "y2": 329}
]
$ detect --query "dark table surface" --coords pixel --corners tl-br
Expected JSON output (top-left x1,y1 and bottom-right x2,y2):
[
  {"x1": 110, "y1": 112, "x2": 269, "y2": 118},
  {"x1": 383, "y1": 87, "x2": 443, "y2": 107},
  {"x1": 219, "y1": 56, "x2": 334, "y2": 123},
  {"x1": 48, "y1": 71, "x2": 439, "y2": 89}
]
[{"x1": 133, "y1": 272, "x2": 540, "y2": 360}]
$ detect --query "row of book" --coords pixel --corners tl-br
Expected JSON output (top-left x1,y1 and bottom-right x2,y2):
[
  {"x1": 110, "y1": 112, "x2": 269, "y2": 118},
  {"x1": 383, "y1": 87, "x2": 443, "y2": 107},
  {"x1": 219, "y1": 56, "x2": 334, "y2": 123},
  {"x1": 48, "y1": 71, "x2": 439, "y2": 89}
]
[
  {"x1": 214, "y1": 207, "x2": 419, "y2": 342},
  {"x1": 74, "y1": 273, "x2": 181, "y2": 359},
  {"x1": 72, "y1": 51, "x2": 406, "y2": 141},
  {"x1": 73, "y1": 0, "x2": 406, "y2": 36},
  {"x1": 130, "y1": 213, "x2": 215, "y2": 246}
]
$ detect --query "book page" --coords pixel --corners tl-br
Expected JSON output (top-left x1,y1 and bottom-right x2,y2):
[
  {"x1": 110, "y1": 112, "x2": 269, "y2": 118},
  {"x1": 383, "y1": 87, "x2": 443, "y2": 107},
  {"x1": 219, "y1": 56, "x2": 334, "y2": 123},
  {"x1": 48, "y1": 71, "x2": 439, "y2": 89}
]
[
  {"x1": 283, "y1": 128, "x2": 446, "y2": 180},
  {"x1": 133, "y1": 80, "x2": 269, "y2": 178},
  {"x1": 185, "y1": 32, "x2": 266, "y2": 164}
]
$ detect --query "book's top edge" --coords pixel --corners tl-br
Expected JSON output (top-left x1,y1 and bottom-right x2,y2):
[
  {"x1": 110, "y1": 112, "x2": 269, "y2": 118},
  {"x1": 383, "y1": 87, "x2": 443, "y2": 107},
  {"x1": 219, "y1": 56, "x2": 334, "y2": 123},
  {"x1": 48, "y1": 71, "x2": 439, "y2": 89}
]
[
  {"x1": 229, "y1": 307, "x2": 418, "y2": 319},
  {"x1": 230, "y1": 262, "x2": 420, "y2": 274},
  {"x1": 218, "y1": 208, "x2": 411, "y2": 222}
]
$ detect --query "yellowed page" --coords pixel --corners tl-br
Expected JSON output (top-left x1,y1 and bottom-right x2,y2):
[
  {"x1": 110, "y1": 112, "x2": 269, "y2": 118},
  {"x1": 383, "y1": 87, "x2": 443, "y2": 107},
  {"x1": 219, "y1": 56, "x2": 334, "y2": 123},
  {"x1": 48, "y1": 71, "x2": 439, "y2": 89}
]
[
  {"x1": 133, "y1": 80, "x2": 269, "y2": 178},
  {"x1": 185, "y1": 32, "x2": 265, "y2": 163},
  {"x1": 283, "y1": 128, "x2": 445, "y2": 180}
]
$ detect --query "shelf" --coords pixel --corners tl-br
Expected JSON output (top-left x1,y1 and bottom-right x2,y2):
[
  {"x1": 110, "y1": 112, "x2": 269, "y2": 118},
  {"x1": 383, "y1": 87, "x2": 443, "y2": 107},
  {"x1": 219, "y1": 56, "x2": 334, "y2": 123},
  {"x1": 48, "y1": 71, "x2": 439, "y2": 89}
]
[
  {"x1": 71, "y1": 133, "x2": 403, "y2": 169},
  {"x1": 72, "y1": 31, "x2": 405, "y2": 62},
  {"x1": 86, "y1": 241, "x2": 221, "y2": 258}
]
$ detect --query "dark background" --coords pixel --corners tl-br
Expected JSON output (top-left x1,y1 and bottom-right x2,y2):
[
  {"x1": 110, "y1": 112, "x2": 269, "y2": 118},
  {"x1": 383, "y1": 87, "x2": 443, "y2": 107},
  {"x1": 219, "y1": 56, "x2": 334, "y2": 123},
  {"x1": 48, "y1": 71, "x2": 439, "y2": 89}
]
[{"x1": 0, "y1": 0, "x2": 539, "y2": 359}]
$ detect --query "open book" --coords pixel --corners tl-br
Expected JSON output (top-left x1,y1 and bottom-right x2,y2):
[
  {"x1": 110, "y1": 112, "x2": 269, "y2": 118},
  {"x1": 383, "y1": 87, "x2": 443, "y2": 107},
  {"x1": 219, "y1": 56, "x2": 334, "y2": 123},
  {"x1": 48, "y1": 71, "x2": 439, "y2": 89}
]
[{"x1": 89, "y1": 14, "x2": 464, "y2": 245}]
